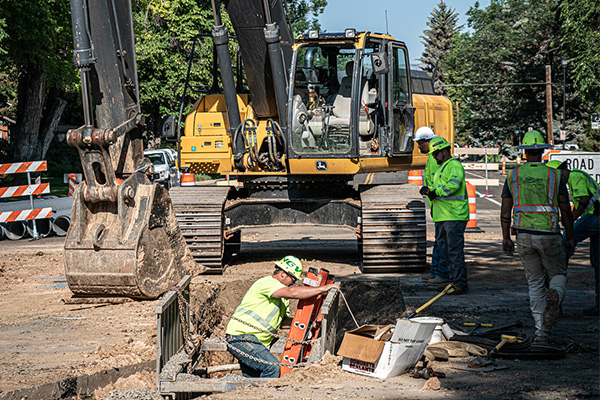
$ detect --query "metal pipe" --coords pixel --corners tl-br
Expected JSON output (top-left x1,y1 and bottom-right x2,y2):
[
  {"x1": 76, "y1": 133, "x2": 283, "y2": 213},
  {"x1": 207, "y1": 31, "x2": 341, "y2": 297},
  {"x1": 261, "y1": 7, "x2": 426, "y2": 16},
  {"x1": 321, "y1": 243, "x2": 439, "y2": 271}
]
[
  {"x1": 0, "y1": 223, "x2": 7, "y2": 240},
  {"x1": 562, "y1": 56, "x2": 567, "y2": 148},
  {"x1": 26, "y1": 219, "x2": 53, "y2": 238},
  {"x1": 52, "y1": 215, "x2": 71, "y2": 237},
  {"x1": 5, "y1": 221, "x2": 28, "y2": 240}
]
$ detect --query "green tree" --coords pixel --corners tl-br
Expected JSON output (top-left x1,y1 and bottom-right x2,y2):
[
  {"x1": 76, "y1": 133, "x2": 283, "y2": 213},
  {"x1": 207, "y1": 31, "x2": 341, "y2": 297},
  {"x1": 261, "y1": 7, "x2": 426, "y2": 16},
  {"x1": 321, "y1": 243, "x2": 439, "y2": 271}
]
[
  {"x1": 444, "y1": 0, "x2": 562, "y2": 148},
  {"x1": 0, "y1": 0, "x2": 77, "y2": 162},
  {"x1": 286, "y1": 0, "x2": 327, "y2": 35},
  {"x1": 418, "y1": 1, "x2": 462, "y2": 95}
]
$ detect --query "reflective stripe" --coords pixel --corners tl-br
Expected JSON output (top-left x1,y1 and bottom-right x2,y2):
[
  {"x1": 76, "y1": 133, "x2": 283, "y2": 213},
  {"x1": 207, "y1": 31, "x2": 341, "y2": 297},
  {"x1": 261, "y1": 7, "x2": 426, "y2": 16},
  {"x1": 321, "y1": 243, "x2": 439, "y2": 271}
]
[
  {"x1": 547, "y1": 167, "x2": 558, "y2": 206},
  {"x1": 441, "y1": 185, "x2": 453, "y2": 195},
  {"x1": 437, "y1": 194, "x2": 468, "y2": 201},
  {"x1": 234, "y1": 298, "x2": 282, "y2": 333},
  {"x1": 448, "y1": 179, "x2": 462, "y2": 186},
  {"x1": 514, "y1": 205, "x2": 560, "y2": 213}
]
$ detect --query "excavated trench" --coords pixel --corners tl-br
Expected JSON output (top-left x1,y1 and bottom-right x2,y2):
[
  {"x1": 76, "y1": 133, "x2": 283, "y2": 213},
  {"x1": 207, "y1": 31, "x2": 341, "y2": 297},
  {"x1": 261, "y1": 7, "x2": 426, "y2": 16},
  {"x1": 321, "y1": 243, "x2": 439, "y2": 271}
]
[{"x1": 188, "y1": 278, "x2": 407, "y2": 369}]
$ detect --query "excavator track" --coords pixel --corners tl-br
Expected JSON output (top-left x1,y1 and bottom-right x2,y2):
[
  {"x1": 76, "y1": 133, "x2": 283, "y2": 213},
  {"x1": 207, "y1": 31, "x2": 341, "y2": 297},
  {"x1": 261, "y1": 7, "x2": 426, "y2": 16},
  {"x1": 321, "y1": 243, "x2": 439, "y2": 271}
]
[
  {"x1": 360, "y1": 184, "x2": 426, "y2": 272},
  {"x1": 169, "y1": 186, "x2": 230, "y2": 273}
]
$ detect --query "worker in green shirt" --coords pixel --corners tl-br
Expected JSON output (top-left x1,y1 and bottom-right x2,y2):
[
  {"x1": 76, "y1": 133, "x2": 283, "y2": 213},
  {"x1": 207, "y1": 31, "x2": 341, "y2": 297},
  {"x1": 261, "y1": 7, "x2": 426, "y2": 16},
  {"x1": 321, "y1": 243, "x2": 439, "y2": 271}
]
[
  {"x1": 548, "y1": 160, "x2": 600, "y2": 316},
  {"x1": 225, "y1": 256, "x2": 338, "y2": 378},
  {"x1": 414, "y1": 126, "x2": 449, "y2": 286},
  {"x1": 419, "y1": 137, "x2": 469, "y2": 295}
]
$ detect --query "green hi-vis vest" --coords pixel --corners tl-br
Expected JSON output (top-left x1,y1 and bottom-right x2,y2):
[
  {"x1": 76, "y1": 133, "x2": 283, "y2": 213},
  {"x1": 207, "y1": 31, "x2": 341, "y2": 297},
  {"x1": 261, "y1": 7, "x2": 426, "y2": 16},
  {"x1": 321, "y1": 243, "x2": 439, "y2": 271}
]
[
  {"x1": 508, "y1": 163, "x2": 560, "y2": 233},
  {"x1": 568, "y1": 169, "x2": 600, "y2": 217},
  {"x1": 431, "y1": 158, "x2": 469, "y2": 222},
  {"x1": 424, "y1": 153, "x2": 441, "y2": 208},
  {"x1": 226, "y1": 276, "x2": 289, "y2": 347}
]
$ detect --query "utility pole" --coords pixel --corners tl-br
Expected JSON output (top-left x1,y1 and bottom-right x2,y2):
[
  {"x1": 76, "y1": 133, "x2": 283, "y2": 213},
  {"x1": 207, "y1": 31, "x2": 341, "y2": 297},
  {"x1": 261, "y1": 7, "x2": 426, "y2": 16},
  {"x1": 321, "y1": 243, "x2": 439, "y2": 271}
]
[
  {"x1": 562, "y1": 56, "x2": 567, "y2": 148},
  {"x1": 545, "y1": 65, "x2": 554, "y2": 145}
]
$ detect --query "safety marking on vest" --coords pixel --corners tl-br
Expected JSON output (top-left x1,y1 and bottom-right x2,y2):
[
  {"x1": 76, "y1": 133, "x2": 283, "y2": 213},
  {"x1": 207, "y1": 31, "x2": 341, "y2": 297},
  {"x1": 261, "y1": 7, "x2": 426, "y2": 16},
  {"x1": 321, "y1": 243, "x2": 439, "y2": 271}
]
[
  {"x1": 0, "y1": 207, "x2": 53, "y2": 223},
  {"x1": 0, "y1": 183, "x2": 50, "y2": 199},
  {"x1": 0, "y1": 161, "x2": 47, "y2": 175}
]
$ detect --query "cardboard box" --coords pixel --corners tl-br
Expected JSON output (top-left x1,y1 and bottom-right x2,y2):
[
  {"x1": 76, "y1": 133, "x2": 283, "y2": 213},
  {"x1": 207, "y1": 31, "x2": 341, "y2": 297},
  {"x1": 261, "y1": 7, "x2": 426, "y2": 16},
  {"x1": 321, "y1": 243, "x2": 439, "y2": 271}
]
[{"x1": 337, "y1": 319, "x2": 437, "y2": 379}]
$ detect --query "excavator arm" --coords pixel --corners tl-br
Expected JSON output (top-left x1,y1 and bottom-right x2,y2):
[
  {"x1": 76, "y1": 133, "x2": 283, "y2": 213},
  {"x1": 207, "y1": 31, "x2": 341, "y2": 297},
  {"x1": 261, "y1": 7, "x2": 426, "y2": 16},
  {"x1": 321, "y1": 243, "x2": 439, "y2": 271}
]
[{"x1": 65, "y1": 0, "x2": 200, "y2": 299}]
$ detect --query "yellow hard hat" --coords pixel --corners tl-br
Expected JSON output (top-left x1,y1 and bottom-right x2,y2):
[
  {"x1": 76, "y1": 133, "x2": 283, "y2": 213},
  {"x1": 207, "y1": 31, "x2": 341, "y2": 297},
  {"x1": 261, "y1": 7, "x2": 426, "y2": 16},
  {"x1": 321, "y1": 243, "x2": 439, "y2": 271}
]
[
  {"x1": 429, "y1": 137, "x2": 451, "y2": 153},
  {"x1": 516, "y1": 130, "x2": 552, "y2": 150},
  {"x1": 274, "y1": 256, "x2": 303, "y2": 280}
]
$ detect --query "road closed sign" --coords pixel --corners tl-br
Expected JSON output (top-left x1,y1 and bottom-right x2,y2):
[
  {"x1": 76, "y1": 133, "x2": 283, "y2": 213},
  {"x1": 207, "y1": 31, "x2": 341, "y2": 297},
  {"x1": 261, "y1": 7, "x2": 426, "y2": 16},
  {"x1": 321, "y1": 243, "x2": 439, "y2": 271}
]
[{"x1": 549, "y1": 152, "x2": 600, "y2": 184}]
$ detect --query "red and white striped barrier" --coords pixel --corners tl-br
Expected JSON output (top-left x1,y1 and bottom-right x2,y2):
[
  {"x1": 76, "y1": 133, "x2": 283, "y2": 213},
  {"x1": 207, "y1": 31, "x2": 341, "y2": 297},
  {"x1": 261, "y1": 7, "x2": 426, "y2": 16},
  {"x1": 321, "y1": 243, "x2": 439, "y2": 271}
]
[
  {"x1": 0, "y1": 183, "x2": 50, "y2": 198},
  {"x1": 68, "y1": 173, "x2": 78, "y2": 197},
  {"x1": 0, "y1": 207, "x2": 53, "y2": 223},
  {"x1": 0, "y1": 161, "x2": 47, "y2": 175}
]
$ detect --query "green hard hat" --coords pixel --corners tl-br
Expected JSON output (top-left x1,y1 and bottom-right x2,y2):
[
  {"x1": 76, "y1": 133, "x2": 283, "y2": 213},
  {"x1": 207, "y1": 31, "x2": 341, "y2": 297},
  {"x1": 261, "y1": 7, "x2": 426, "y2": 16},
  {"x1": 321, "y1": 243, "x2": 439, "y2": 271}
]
[
  {"x1": 274, "y1": 256, "x2": 303, "y2": 280},
  {"x1": 546, "y1": 160, "x2": 562, "y2": 169},
  {"x1": 516, "y1": 130, "x2": 552, "y2": 150},
  {"x1": 429, "y1": 137, "x2": 451, "y2": 153}
]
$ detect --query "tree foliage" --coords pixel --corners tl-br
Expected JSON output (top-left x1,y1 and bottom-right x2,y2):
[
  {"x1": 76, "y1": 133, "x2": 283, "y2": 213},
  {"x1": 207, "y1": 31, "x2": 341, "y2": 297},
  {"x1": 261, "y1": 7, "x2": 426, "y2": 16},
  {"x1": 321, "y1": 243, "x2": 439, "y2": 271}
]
[
  {"x1": 285, "y1": 0, "x2": 327, "y2": 35},
  {"x1": 0, "y1": 0, "x2": 77, "y2": 162},
  {"x1": 418, "y1": 1, "x2": 462, "y2": 95}
]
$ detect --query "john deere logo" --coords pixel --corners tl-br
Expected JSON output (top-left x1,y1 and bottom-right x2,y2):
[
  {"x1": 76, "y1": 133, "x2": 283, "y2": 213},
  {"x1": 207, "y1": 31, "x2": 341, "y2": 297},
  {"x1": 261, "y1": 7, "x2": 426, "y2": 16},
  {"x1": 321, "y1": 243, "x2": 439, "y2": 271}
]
[{"x1": 315, "y1": 161, "x2": 328, "y2": 171}]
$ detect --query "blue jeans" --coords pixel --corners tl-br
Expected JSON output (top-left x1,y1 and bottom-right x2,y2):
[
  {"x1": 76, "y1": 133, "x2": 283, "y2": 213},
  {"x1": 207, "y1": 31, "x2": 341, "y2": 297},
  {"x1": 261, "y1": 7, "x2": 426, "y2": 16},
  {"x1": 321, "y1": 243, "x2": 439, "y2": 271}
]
[
  {"x1": 564, "y1": 214, "x2": 600, "y2": 307},
  {"x1": 226, "y1": 334, "x2": 280, "y2": 378},
  {"x1": 435, "y1": 220, "x2": 468, "y2": 288},
  {"x1": 431, "y1": 241, "x2": 449, "y2": 281}
]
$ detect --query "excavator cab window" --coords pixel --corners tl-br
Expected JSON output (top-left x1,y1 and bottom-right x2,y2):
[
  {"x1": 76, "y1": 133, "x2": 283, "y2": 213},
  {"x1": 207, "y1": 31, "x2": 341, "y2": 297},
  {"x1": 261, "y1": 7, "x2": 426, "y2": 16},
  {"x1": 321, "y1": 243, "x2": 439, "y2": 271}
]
[
  {"x1": 389, "y1": 44, "x2": 415, "y2": 156},
  {"x1": 290, "y1": 44, "x2": 357, "y2": 155}
]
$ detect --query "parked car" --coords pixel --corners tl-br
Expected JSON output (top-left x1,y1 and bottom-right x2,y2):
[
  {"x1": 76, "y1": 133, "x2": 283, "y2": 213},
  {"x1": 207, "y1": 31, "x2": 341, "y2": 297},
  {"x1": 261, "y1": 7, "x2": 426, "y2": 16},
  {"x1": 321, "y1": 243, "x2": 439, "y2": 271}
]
[{"x1": 144, "y1": 149, "x2": 179, "y2": 189}]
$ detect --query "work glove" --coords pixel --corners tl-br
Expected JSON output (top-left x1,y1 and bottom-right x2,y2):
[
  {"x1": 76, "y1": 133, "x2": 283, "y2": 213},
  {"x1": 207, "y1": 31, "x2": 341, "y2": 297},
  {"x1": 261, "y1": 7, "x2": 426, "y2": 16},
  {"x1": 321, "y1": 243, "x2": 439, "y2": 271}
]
[
  {"x1": 426, "y1": 190, "x2": 437, "y2": 201},
  {"x1": 419, "y1": 186, "x2": 430, "y2": 196}
]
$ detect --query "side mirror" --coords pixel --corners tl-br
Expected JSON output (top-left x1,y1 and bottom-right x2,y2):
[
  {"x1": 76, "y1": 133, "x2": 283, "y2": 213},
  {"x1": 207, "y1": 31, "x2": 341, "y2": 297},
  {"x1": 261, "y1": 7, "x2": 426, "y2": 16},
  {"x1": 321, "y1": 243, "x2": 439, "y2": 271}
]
[
  {"x1": 162, "y1": 115, "x2": 176, "y2": 139},
  {"x1": 371, "y1": 52, "x2": 389, "y2": 75}
]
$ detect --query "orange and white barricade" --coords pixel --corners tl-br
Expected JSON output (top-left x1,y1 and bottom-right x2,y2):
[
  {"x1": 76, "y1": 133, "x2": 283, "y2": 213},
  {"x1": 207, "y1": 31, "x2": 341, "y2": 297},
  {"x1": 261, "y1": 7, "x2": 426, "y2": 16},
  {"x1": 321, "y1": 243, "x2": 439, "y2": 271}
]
[
  {"x1": 408, "y1": 170, "x2": 423, "y2": 186},
  {"x1": 0, "y1": 161, "x2": 52, "y2": 239},
  {"x1": 465, "y1": 182, "x2": 482, "y2": 232},
  {"x1": 181, "y1": 173, "x2": 195, "y2": 186},
  {"x1": 68, "y1": 173, "x2": 78, "y2": 197},
  {"x1": 501, "y1": 156, "x2": 506, "y2": 175}
]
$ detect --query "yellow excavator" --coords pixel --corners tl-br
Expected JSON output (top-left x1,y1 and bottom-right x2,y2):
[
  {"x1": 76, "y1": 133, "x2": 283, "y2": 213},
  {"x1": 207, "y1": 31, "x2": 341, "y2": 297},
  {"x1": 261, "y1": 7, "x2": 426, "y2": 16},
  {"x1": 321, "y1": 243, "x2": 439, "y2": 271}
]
[{"x1": 65, "y1": 0, "x2": 454, "y2": 299}]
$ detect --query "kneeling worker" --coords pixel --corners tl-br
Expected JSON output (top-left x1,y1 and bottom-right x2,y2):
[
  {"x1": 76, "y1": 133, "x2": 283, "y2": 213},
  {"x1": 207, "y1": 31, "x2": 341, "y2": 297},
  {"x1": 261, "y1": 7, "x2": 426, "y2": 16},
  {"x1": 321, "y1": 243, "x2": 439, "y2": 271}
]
[{"x1": 225, "y1": 256, "x2": 338, "y2": 378}]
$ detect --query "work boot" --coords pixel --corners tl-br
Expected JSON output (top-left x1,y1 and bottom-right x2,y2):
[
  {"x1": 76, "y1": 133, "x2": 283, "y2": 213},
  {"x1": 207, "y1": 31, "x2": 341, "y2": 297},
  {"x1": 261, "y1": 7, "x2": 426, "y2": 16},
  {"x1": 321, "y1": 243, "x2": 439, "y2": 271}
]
[
  {"x1": 421, "y1": 273, "x2": 435, "y2": 281},
  {"x1": 533, "y1": 335, "x2": 550, "y2": 345},
  {"x1": 427, "y1": 277, "x2": 449, "y2": 286},
  {"x1": 543, "y1": 288, "x2": 560, "y2": 330},
  {"x1": 583, "y1": 306, "x2": 600, "y2": 316}
]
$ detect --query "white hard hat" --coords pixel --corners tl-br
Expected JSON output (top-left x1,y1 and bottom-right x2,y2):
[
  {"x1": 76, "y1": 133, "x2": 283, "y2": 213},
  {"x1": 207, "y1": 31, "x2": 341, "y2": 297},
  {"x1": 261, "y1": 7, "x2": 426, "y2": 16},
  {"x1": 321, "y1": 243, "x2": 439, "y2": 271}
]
[{"x1": 414, "y1": 126, "x2": 436, "y2": 142}]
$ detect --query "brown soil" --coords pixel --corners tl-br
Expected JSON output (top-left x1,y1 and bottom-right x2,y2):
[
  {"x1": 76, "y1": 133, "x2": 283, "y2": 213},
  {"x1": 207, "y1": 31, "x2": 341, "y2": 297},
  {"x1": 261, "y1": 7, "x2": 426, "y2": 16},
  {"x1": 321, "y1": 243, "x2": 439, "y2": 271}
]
[{"x1": 0, "y1": 225, "x2": 598, "y2": 400}]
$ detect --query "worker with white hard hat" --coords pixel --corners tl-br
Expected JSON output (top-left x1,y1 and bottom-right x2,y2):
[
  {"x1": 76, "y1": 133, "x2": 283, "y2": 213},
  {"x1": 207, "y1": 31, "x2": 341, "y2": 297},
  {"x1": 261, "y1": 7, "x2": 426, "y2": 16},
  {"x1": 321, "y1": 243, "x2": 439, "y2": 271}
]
[
  {"x1": 414, "y1": 126, "x2": 449, "y2": 286},
  {"x1": 500, "y1": 130, "x2": 574, "y2": 344},
  {"x1": 225, "y1": 256, "x2": 337, "y2": 378}
]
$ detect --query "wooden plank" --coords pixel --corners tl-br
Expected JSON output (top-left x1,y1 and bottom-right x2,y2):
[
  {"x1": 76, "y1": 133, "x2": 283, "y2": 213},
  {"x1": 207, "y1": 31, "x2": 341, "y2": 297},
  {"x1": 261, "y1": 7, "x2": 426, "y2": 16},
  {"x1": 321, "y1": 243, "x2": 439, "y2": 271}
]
[
  {"x1": 454, "y1": 148, "x2": 499, "y2": 155},
  {"x1": 466, "y1": 179, "x2": 500, "y2": 186},
  {"x1": 462, "y1": 163, "x2": 499, "y2": 170}
]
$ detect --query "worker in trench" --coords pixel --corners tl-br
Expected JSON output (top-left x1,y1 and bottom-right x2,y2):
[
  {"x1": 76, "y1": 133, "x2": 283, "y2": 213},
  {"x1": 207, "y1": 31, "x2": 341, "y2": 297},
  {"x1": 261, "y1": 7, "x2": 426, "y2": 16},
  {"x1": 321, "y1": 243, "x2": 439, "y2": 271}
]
[
  {"x1": 225, "y1": 256, "x2": 338, "y2": 378},
  {"x1": 500, "y1": 130, "x2": 575, "y2": 344}
]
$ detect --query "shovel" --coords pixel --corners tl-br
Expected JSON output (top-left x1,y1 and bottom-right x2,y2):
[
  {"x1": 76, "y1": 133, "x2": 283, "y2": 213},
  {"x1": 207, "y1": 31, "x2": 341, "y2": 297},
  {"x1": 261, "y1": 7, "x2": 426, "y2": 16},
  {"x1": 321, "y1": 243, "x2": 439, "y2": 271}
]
[{"x1": 468, "y1": 334, "x2": 518, "y2": 368}]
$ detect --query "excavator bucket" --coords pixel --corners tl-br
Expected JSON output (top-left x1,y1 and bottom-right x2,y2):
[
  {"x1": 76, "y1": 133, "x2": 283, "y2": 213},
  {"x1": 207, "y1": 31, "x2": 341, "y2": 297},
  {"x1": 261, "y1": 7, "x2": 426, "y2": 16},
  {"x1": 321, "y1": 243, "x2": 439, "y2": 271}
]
[{"x1": 64, "y1": 172, "x2": 202, "y2": 299}]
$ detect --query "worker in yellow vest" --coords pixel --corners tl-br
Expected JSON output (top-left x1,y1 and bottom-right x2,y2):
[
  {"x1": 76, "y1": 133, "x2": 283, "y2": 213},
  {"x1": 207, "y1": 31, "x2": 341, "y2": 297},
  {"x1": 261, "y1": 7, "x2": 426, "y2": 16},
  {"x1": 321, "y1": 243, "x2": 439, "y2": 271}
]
[
  {"x1": 414, "y1": 126, "x2": 449, "y2": 286},
  {"x1": 501, "y1": 131, "x2": 575, "y2": 344},
  {"x1": 420, "y1": 137, "x2": 470, "y2": 295},
  {"x1": 548, "y1": 160, "x2": 600, "y2": 316},
  {"x1": 225, "y1": 256, "x2": 338, "y2": 377}
]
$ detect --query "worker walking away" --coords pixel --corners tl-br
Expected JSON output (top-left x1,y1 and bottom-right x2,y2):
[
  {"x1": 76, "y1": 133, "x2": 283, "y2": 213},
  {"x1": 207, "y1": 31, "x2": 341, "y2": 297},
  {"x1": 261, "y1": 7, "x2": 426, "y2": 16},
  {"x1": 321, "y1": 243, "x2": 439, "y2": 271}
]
[
  {"x1": 548, "y1": 160, "x2": 600, "y2": 316},
  {"x1": 225, "y1": 256, "x2": 338, "y2": 378},
  {"x1": 419, "y1": 137, "x2": 470, "y2": 294},
  {"x1": 414, "y1": 126, "x2": 449, "y2": 286},
  {"x1": 500, "y1": 131, "x2": 575, "y2": 344}
]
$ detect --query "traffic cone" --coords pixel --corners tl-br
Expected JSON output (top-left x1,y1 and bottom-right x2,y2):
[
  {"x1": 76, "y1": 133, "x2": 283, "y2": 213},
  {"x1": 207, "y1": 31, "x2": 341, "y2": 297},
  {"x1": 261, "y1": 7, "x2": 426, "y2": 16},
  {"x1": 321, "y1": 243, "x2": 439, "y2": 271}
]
[
  {"x1": 68, "y1": 173, "x2": 78, "y2": 197},
  {"x1": 501, "y1": 156, "x2": 506, "y2": 175},
  {"x1": 408, "y1": 170, "x2": 423, "y2": 186},
  {"x1": 466, "y1": 181, "x2": 483, "y2": 232},
  {"x1": 181, "y1": 173, "x2": 195, "y2": 186}
]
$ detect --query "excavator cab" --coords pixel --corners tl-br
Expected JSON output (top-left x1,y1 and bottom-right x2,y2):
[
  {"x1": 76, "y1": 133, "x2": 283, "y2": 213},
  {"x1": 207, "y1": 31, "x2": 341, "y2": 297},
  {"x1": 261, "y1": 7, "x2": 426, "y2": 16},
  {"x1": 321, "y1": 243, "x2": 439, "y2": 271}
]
[{"x1": 288, "y1": 32, "x2": 415, "y2": 161}]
